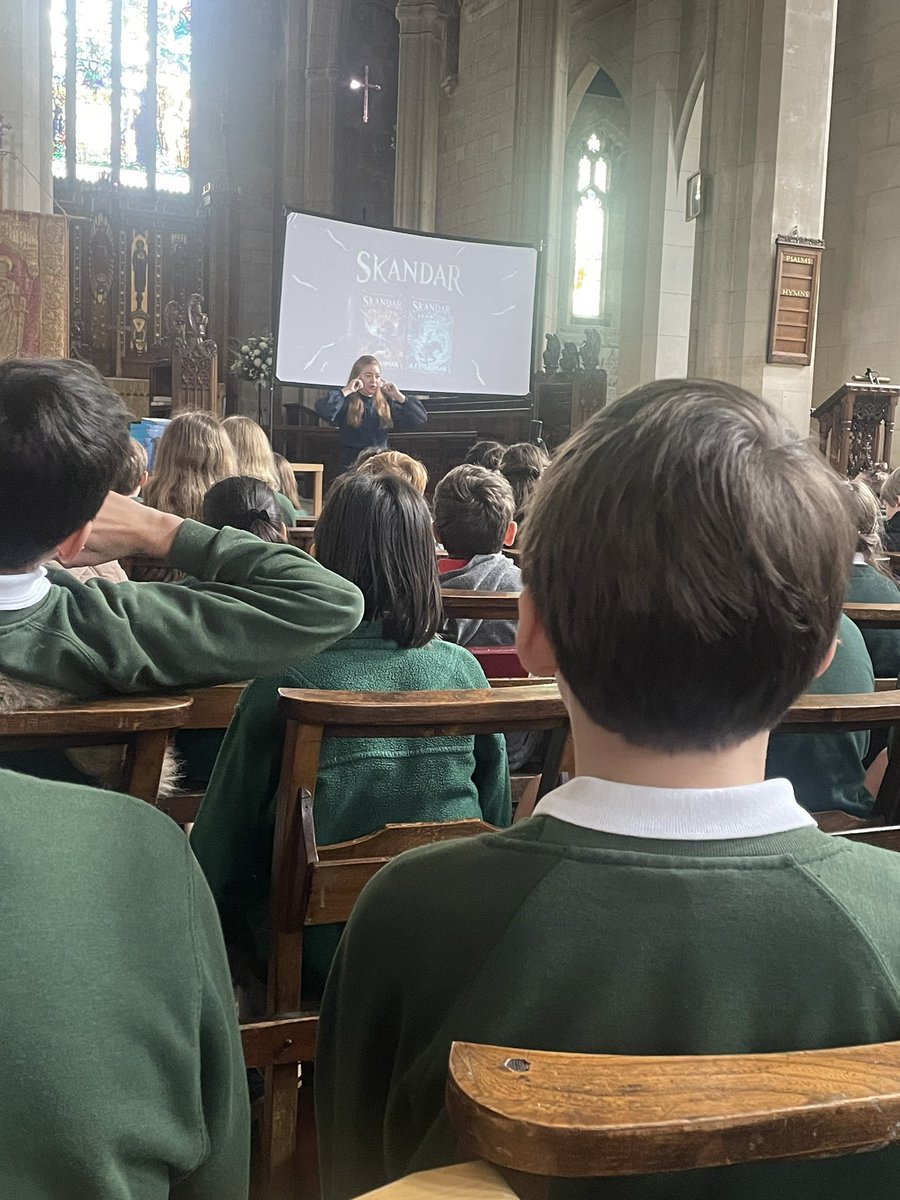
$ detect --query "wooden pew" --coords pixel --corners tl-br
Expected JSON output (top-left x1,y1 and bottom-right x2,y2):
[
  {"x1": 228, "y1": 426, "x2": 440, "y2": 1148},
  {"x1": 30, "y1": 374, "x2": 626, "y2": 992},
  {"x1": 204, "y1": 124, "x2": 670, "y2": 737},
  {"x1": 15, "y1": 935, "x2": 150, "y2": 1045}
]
[
  {"x1": 0, "y1": 695, "x2": 191, "y2": 804},
  {"x1": 252, "y1": 684, "x2": 571, "y2": 1197},
  {"x1": 441, "y1": 590, "x2": 520, "y2": 621},
  {"x1": 445, "y1": 1039, "x2": 900, "y2": 1194},
  {"x1": 286, "y1": 523, "x2": 315, "y2": 554},
  {"x1": 843, "y1": 602, "x2": 900, "y2": 629},
  {"x1": 161, "y1": 682, "x2": 248, "y2": 825}
]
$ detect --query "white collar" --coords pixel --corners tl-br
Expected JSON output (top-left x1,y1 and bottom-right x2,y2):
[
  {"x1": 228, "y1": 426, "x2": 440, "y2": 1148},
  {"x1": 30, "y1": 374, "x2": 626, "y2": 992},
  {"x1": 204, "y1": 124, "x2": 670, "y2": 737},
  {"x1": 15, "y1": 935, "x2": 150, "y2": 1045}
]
[
  {"x1": 852, "y1": 552, "x2": 866, "y2": 565},
  {"x1": 0, "y1": 567, "x2": 51, "y2": 611},
  {"x1": 533, "y1": 775, "x2": 816, "y2": 840}
]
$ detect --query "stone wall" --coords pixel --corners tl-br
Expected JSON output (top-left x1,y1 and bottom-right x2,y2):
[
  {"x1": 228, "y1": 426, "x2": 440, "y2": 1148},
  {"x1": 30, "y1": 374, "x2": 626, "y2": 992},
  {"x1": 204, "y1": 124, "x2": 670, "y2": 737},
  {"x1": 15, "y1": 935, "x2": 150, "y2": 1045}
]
[
  {"x1": 435, "y1": 0, "x2": 519, "y2": 239},
  {"x1": 0, "y1": 0, "x2": 52, "y2": 214},
  {"x1": 815, "y1": 0, "x2": 900, "y2": 422}
]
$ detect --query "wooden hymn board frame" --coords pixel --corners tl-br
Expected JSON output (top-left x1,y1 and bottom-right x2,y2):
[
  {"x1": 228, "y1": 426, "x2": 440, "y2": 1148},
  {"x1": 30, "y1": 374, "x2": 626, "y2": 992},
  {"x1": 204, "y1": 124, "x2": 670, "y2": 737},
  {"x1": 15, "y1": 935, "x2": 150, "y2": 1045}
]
[{"x1": 767, "y1": 236, "x2": 824, "y2": 366}]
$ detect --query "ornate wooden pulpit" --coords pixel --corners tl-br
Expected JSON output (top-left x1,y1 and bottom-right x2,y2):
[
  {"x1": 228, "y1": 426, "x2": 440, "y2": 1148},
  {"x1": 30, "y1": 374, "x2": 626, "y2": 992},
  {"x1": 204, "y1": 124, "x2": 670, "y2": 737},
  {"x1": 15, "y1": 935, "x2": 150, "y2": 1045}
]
[
  {"x1": 163, "y1": 294, "x2": 219, "y2": 415},
  {"x1": 812, "y1": 379, "x2": 900, "y2": 477}
]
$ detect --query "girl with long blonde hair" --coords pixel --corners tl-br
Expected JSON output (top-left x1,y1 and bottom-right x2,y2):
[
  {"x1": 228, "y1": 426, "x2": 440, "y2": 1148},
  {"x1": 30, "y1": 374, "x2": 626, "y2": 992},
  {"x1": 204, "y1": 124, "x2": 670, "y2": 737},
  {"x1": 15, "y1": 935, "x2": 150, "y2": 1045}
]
[
  {"x1": 143, "y1": 412, "x2": 237, "y2": 521},
  {"x1": 315, "y1": 354, "x2": 427, "y2": 470},
  {"x1": 223, "y1": 415, "x2": 298, "y2": 525}
]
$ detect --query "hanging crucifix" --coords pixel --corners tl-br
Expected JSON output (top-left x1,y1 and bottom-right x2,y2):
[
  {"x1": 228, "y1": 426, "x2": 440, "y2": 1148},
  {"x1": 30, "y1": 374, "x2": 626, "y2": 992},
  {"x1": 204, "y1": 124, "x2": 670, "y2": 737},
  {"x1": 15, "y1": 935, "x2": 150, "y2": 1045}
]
[{"x1": 349, "y1": 66, "x2": 381, "y2": 124}]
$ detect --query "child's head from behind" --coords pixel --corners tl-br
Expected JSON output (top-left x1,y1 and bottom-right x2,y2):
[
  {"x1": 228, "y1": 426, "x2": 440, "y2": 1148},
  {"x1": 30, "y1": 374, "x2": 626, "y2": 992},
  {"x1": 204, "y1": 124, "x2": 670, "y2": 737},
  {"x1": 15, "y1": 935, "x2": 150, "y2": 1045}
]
[
  {"x1": 202, "y1": 476, "x2": 287, "y2": 544},
  {"x1": 519, "y1": 379, "x2": 855, "y2": 752},
  {"x1": 315, "y1": 471, "x2": 441, "y2": 648},
  {"x1": 111, "y1": 438, "x2": 149, "y2": 497},
  {"x1": 354, "y1": 449, "x2": 428, "y2": 494},
  {"x1": 500, "y1": 441, "x2": 550, "y2": 519},
  {"x1": 882, "y1": 467, "x2": 900, "y2": 516},
  {"x1": 433, "y1": 464, "x2": 516, "y2": 560},
  {"x1": 0, "y1": 358, "x2": 130, "y2": 570},
  {"x1": 845, "y1": 477, "x2": 887, "y2": 573},
  {"x1": 222, "y1": 415, "x2": 280, "y2": 490},
  {"x1": 465, "y1": 440, "x2": 505, "y2": 471},
  {"x1": 143, "y1": 412, "x2": 237, "y2": 521}
]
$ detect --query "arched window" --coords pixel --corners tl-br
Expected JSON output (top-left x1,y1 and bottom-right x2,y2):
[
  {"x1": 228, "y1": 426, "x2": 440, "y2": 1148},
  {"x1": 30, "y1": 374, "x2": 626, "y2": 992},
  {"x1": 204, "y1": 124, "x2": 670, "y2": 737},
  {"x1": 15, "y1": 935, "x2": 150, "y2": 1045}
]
[
  {"x1": 571, "y1": 132, "x2": 610, "y2": 320},
  {"x1": 51, "y1": 0, "x2": 192, "y2": 193}
]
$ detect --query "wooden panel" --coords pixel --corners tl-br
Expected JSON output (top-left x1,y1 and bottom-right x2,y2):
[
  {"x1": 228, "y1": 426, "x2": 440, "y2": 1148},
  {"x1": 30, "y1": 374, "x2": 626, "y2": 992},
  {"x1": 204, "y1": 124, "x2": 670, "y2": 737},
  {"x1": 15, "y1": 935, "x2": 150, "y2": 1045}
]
[
  {"x1": 842, "y1": 603, "x2": 900, "y2": 629},
  {"x1": 278, "y1": 685, "x2": 567, "y2": 735},
  {"x1": 0, "y1": 695, "x2": 191, "y2": 738},
  {"x1": 241, "y1": 1015, "x2": 318, "y2": 1068},
  {"x1": 441, "y1": 590, "x2": 520, "y2": 621},
  {"x1": 768, "y1": 238, "x2": 823, "y2": 366},
  {"x1": 778, "y1": 691, "x2": 900, "y2": 731},
  {"x1": 446, "y1": 1039, "x2": 900, "y2": 1178},
  {"x1": 316, "y1": 818, "x2": 495, "y2": 860},
  {"x1": 183, "y1": 683, "x2": 247, "y2": 729}
]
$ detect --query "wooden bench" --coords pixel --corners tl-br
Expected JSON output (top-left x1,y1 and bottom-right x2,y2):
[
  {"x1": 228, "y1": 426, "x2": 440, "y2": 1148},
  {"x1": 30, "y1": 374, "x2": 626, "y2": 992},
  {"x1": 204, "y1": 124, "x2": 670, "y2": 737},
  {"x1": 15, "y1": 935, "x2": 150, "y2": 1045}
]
[
  {"x1": 441, "y1": 590, "x2": 520, "y2": 622},
  {"x1": 253, "y1": 684, "x2": 571, "y2": 1197},
  {"x1": 445, "y1": 1039, "x2": 900, "y2": 1194},
  {"x1": 843, "y1": 602, "x2": 900, "y2": 629},
  {"x1": 286, "y1": 524, "x2": 316, "y2": 554},
  {"x1": 0, "y1": 695, "x2": 192, "y2": 804}
]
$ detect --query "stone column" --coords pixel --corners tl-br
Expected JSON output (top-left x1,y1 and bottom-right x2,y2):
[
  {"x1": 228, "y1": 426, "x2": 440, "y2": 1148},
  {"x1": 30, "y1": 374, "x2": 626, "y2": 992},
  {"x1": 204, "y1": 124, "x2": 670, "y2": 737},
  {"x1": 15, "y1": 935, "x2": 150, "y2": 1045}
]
[
  {"x1": 617, "y1": 0, "x2": 683, "y2": 394},
  {"x1": 814, "y1": 1, "x2": 900, "y2": 418},
  {"x1": 394, "y1": 1, "x2": 445, "y2": 232},
  {"x1": 688, "y1": 0, "x2": 839, "y2": 432},
  {"x1": 509, "y1": 0, "x2": 569, "y2": 357},
  {"x1": 0, "y1": 0, "x2": 52, "y2": 212}
]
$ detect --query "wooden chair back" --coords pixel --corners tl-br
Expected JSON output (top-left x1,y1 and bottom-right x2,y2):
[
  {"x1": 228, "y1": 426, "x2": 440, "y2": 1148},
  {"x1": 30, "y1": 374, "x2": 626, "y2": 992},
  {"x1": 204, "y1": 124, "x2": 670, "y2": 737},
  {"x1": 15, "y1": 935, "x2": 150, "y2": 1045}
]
[
  {"x1": 445, "y1": 1039, "x2": 900, "y2": 1194},
  {"x1": 255, "y1": 684, "x2": 569, "y2": 1195},
  {"x1": 776, "y1": 691, "x2": 900, "y2": 822},
  {"x1": 286, "y1": 524, "x2": 316, "y2": 554},
  {"x1": 160, "y1": 682, "x2": 248, "y2": 825},
  {"x1": 0, "y1": 695, "x2": 192, "y2": 804},
  {"x1": 843, "y1": 602, "x2": 900, "y2": 629},
  {"x1": 441, "y1": 590, "x2": 520, "y2": 622}
]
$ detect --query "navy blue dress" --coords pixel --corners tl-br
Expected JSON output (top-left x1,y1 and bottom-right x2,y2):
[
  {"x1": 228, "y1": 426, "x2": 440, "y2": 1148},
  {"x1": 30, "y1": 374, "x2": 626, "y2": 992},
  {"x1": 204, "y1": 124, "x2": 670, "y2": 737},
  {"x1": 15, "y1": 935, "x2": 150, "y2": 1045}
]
[{"x1": 315, "y1": 390, "x2": 427, "y2": 470}]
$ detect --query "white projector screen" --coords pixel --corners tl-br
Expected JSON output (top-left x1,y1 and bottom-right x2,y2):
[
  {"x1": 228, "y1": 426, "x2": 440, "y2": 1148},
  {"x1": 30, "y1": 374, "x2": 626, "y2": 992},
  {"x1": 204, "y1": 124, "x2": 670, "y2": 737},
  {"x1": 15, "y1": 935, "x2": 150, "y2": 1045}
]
[{"x1": 275, "y1": 210, "x2": 538, "y2": 396}]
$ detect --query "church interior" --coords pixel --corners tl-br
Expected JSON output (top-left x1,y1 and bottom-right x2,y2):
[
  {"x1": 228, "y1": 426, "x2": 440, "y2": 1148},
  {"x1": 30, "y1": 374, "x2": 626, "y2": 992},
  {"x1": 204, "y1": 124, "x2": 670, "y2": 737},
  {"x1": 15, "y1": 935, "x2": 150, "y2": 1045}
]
[{"x1": 2, "y1": 1, "x2": 900, "y2": 1198}]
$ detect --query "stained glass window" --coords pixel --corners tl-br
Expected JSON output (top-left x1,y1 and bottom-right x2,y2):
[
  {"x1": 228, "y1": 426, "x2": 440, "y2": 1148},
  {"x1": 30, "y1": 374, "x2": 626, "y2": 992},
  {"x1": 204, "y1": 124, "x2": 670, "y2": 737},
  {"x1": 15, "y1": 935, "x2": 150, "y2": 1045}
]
[
  {"x1": 571, "y1": 133, "x2": 611, "y2": 320},
  {"x1": 50, "y1": 0, "x2": 191, "y2": 192}
]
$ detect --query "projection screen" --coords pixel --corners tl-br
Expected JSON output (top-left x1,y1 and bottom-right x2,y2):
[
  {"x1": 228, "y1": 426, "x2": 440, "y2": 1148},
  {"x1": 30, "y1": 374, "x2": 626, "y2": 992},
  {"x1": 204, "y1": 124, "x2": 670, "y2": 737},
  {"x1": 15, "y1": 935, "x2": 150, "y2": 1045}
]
[{"x1": 275, "y1": 210, "x2": 539, "y2": 396}]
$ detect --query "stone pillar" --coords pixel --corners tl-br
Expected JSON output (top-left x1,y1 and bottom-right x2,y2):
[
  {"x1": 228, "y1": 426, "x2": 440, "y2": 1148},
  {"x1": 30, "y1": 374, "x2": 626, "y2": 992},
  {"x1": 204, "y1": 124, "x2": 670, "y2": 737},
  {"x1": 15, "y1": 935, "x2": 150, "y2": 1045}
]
[
  {"x1": 618, "y1": 0, "x2": 683, "y2": 394},
  {"x1": 394, "y1": 1, "x2": 445, "y2": 231},
  {"x1": 0, "y1": 0, "x2": 52, "y2": 212},
  {"x1": 688, "y1": 0, "x2": 839, "y2": 432},
  {"x1": 814, "y1": 2, "x2": 900, "y2": 420},
  {"x1": 510, "y1": 0, "x2": 569, "y2": 358}
]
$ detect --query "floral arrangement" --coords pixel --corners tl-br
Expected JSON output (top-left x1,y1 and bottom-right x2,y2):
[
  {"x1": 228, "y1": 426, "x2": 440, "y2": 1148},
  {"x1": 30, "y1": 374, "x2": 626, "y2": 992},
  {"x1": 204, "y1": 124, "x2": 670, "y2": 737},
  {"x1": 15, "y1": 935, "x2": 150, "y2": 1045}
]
[{"x1": 232, "y1": 332, "x2": 274, "y2": 383}]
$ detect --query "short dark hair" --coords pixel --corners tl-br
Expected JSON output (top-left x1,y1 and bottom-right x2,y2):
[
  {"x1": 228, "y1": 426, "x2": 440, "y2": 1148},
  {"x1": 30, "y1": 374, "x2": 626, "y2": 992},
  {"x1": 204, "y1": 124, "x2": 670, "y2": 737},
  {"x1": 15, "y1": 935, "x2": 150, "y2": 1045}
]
[
  {"x1": 110, "y1": 438, "x2": 148, "y2": 496},
  {"x1": 0, "y1": 358, "x2": 131, "y2": 570},
  {"x1": 434, "y1": 464, "x2": 515, "y2": 559},
  {"x1": 521, "y1": 379, "x2": 856, "y2": 752},
  {"x1": 465, "y1": 440, "x2": 505, "y2": 471},
  {"x1": 499, "y1": 441, "x2": 549, "y2": 521},
  {"x1": 202, "y1": 476, "x2": 286, "y2": 544},
  {"x1": 315, "y1": 471, "x2": 442, "y2": 648}
]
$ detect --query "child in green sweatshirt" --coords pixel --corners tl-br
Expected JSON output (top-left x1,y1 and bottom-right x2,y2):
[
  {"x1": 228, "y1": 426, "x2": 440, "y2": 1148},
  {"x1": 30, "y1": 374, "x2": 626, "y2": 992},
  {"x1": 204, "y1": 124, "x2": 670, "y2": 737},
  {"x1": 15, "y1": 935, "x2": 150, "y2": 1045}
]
[
  {"x1": 316, "y1": 380, "x2": 900, "y2": 1200},
  {"x1": 0, "y1": 359, "x2": 363, "y2": 777},
  {"x1": 191, "y1": 470, "x2": 511, "y2": 997}
]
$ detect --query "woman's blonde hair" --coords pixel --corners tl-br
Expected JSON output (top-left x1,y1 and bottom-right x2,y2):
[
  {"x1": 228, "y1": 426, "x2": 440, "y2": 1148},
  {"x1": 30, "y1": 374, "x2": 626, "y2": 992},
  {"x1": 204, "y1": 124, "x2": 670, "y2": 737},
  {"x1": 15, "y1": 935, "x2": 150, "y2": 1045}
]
[
  {"x1": 273, "y1": 453, "x2": 302, "y2": 507},
  {"x1": 354, "y1": 449, "x2": 427, "y2": 494},
  {"x1": 143, "y1": 412, "x2": 237, "y2": 520},
  {"x1": 346, "y1": 355, "x2": 393, "y2": 431},
  {"x1": 845, "y1": 477, "x2": 892, "y2": 578},
  {"x1": 222, "y1": 415, "x2": 280, "y2": 490}
]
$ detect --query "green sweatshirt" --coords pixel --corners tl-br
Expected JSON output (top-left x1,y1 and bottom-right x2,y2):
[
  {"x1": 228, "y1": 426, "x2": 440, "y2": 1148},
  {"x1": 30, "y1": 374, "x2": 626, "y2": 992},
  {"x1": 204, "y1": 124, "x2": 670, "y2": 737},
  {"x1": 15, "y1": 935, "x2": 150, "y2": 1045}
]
[
  {"x1": 316, "y1": 817, "x2": 900, "y2": 1200},
  {"x1": 0, "y1": 520, "x2": 363, "y2": 698},
  {"x1": 765, "y1": 614, "x2": 874, "y2": 814},
  {"x1": 0, "y1": 767, "x2": 249, "y2": 1198},
  {"x1": 845, "y1": 561, "x2": 900, "y2": 677},
  {"x1": 191, "y1": 622, "x2": 511, "y2": 995}
]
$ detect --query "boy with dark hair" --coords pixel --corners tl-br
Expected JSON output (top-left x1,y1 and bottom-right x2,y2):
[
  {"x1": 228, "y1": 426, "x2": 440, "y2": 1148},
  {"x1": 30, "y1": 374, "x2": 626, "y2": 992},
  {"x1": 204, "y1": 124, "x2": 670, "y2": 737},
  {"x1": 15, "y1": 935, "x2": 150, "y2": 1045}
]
[
  {"x1": 0, "y1": 358, "x2": 363, "y2": 721},
  {"x1": 111, "y1": 436, "x2": 149, "y2": 498},
  {"x1": 317, "y1": 380, "x2": 900, "y2": 1199},
  {"x1": 463, "y1": 438, "x2": 505, "y2": 471},
  {"x1": 433, "y1": 463, "x2": 521, "y2": 648}
]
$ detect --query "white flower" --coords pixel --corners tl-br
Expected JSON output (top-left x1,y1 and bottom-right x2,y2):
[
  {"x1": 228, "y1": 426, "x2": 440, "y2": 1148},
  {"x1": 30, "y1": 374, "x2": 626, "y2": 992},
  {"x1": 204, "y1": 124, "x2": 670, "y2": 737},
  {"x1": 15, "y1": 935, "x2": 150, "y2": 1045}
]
[{"x1": 241, "y1": 344, "x2": 250, "y2": 354}]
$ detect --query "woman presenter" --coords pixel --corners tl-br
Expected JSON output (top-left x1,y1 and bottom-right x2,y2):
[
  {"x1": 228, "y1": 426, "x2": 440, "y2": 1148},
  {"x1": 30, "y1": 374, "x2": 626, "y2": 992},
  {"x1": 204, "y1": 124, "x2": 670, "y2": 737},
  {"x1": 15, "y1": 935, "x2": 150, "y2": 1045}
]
[{"x1": 316, "y1": 355, "x2": 427, "y2": 471}]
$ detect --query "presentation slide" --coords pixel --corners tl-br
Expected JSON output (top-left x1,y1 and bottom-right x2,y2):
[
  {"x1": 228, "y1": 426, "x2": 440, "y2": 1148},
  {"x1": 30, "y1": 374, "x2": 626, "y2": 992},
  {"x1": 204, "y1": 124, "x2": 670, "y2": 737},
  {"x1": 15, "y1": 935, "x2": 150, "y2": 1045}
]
[{"x1": 275, "y1": 211, "x2": 538, "y2": 396}]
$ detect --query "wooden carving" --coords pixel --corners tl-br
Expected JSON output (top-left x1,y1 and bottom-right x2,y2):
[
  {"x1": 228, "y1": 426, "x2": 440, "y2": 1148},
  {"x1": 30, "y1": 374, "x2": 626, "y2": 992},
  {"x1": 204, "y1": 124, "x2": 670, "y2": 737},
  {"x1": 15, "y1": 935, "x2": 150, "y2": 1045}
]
[{"x1": 165, "y1": 293, "x2": 219, "y2": 415}]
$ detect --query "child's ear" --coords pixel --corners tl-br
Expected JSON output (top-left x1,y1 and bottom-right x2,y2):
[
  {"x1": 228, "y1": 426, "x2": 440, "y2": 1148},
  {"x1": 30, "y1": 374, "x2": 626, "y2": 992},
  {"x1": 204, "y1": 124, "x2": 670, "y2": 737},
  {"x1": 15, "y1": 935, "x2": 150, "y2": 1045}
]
[
  {"x1": 516, "y1": 588, "x2": 558, "y2": 678},
  {"x1": 55, "y1": 521, "x2": 93, "y2": 567},
  {"x1": 503, "y1": 520, "x2": 518, "y2": 547},
  {"x1": 813, "y1": 636, "x2": 839, "y2": 679}
]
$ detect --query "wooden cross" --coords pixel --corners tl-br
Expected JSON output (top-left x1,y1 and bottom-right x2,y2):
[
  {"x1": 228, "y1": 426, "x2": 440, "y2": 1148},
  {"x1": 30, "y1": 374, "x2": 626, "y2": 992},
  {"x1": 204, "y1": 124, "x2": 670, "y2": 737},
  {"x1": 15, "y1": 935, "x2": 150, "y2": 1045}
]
[{"x1": 349, "y1": 66, "x2": 381, "y2": 124}]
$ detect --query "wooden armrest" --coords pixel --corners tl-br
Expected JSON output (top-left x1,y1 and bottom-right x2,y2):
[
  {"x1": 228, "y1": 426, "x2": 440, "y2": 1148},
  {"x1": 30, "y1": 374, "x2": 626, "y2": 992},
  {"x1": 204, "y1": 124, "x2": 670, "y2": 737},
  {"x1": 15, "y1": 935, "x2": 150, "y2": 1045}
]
[
  {"x1": 241, "y1": 1014, "x2": 318, "y2": 1068},
  {"x1": 446, "y1": 1039, "x2": 900, "y2": 1178},
  {"x1": 0, "y1": 694, "x2": 192, "y2": 736}
]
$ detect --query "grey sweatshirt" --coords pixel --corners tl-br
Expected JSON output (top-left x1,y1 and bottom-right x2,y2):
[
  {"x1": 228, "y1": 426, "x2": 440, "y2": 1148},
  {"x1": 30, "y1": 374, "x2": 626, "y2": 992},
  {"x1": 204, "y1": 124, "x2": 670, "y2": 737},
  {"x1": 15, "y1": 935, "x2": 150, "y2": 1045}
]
[{"x1": 439, "y1": 553, "x2": 522, "y2": 647}]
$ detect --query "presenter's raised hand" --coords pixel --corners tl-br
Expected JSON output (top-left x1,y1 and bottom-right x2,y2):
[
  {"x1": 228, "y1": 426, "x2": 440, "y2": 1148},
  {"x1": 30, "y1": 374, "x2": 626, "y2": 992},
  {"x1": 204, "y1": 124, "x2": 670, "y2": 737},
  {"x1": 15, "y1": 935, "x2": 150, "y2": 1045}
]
[
  {"x1": 342, "y1": 377, "x2": 365, "y2": 397},
  {"x1": 383, "y1": 381, "x2": 406, "y2": 403}
]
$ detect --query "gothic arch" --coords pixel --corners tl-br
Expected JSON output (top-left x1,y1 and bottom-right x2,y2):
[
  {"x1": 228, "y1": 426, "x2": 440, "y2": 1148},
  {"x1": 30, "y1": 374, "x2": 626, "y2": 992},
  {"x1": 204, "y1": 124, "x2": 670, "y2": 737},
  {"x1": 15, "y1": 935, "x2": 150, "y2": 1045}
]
[
  {"x1": 674, "y1": 53, "x2": 705, "y2": 176},
  {"x1": 566, "y1": 56, "x2": 630, "y2": 133}
]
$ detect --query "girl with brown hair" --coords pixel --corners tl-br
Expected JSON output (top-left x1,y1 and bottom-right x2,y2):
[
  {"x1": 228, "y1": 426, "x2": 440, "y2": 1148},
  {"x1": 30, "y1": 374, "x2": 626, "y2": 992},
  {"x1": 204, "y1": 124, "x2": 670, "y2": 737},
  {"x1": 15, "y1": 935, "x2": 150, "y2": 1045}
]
[{"x1": 315, "y1": 354, "x2": 427, "y2": 470}]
